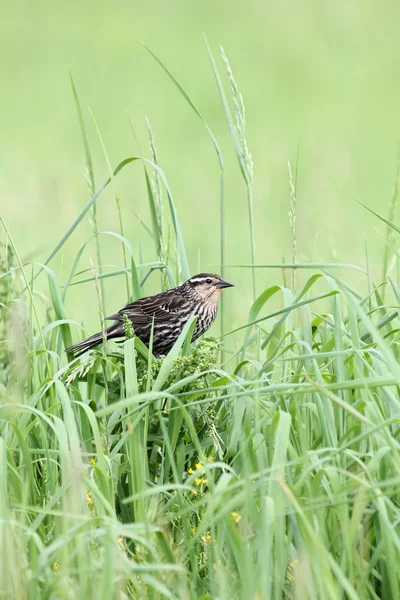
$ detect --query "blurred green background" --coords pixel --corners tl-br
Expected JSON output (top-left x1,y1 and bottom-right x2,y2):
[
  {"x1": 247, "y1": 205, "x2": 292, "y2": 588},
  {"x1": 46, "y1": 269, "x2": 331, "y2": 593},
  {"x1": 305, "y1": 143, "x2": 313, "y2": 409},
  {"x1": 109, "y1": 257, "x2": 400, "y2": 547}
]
[{"x1": 2, "y1": 0, "x2": 400, "y2": 333}]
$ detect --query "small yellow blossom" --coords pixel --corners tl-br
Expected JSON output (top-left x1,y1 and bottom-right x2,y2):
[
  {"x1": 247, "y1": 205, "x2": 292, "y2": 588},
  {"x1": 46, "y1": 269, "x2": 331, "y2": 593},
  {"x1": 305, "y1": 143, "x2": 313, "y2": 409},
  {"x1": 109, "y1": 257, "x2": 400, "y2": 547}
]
[
  {"x1": 206, "y1": 456, "x2": 214, "y2": 463},
  {"x1": 187, "y1": 468, "x2": 194, "y2": 475},
  {"x1": 201, "y1": 533, "x2": 212, "y2": 544},
  {"x1": 86, "y1": 492, "x2": 94, "y2": 505},
  {"x1": 117, "y1": 536, "x2": 124, "y2": 544},
  {"x1": 53, "y1": 561, "x2": 60, "y2": 572},
  {"x1": 195, "y1": 462, "x2": 203, "y2": 470},
  {"x1": 287, "y1": 559, "x2": 299, "y2": 583},
  {"x1": 89, "y1": 458, "x2": 96, "y2": 466},
  {"x1": 202, "y1": 478, "x2": 208, "y2": 485},
  {"x1": 231, "y1": 511, "x2": 241, "y2": 524},
  {"x1": 195, "y1": 477, "x2": 202, "y2": 486}
]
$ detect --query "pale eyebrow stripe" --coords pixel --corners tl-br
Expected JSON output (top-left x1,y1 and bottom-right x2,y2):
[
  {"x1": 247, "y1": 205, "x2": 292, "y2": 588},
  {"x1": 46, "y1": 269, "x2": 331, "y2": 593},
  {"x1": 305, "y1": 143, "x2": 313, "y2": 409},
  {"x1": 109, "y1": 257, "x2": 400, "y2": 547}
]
[{"x1": 190, "y1": 276, "x2": 217, "y2": 284}]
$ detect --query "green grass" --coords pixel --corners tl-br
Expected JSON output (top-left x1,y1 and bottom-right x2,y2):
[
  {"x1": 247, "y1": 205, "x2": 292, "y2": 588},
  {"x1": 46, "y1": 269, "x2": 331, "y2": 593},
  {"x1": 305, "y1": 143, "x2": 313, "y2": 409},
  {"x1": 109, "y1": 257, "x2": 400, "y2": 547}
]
[{"x1": 3, "y1": 44, "x2": 400, "y2": 600}]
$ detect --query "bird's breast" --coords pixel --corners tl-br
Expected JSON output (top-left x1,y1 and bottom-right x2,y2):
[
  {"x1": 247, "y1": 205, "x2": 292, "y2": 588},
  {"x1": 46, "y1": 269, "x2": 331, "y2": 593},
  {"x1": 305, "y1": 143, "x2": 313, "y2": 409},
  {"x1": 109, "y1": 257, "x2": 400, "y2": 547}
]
[{"x1": 193, "y1": 301, "x2": 218, "y2": 336}]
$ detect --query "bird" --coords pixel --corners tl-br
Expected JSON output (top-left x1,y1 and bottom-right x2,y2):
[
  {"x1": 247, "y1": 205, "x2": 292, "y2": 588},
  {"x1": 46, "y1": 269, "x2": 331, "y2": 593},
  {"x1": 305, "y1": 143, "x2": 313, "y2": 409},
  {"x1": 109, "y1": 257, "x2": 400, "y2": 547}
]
[{"x1": 66, "y1": 273, "x2": 234, "y2": 358}]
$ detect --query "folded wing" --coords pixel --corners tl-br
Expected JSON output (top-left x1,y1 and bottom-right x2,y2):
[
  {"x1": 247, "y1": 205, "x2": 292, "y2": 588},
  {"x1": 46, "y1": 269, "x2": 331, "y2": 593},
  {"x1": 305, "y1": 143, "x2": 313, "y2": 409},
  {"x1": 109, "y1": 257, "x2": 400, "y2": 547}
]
[{"x1": 105, "y1": 290, "x2": 192, "y2": 324}]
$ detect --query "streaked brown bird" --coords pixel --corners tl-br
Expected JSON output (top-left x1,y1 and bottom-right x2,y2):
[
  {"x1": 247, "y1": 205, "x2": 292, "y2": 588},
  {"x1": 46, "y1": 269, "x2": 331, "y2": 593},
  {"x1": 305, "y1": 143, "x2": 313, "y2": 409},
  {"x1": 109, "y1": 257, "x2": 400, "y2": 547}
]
[{"x1": 66, "y1": 273, "x2": 234, "y2": 358}]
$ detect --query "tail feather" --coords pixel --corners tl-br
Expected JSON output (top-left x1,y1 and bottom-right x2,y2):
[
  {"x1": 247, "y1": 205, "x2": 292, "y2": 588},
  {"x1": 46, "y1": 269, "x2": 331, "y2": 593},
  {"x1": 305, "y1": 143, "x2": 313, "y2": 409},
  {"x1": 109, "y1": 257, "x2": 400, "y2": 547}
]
[{"x1": 66, "y1": 324, "x2": 123, "y2": 359}]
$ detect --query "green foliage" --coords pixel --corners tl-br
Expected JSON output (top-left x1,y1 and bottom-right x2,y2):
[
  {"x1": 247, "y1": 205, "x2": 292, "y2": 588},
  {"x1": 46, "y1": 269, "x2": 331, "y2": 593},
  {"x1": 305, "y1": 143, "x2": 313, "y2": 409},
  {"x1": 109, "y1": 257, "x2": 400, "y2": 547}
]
[
  {"x1": 137, "y1": 337, "x2": 219, "y2": 390},
  {"x1": 123, "y1": 313, "x2": 135, "y2": 339},
  {"x1": 0, "y1": 241, "x2": 23, "y2": 388},
  {"x1": 4, "y1": 42, "x2": 400, "y2": 600}
]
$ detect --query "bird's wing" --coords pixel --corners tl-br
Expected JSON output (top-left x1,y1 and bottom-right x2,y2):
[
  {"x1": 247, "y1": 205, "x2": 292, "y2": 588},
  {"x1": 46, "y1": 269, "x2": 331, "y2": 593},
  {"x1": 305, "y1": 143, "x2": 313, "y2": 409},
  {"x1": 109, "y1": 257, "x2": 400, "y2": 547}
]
[{"x1": 106, "y1": 290, "x2": 191, "y2": 324}]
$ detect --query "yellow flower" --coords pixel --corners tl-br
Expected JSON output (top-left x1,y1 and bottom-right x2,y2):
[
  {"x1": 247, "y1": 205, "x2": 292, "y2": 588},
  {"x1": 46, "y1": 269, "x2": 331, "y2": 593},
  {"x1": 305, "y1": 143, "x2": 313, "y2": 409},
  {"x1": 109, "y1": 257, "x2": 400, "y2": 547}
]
[
  {"x1": 202, "y1": 478, "x2": 208, "y2": 485},
  {"x1": 287, "y1": 559, "x2": 299, "y2": 583},
  {"x1": 53, "y1": 561, "x2": 60, "y2": 572},
  {"x1": 195, "y1": 477, "x2": 202, "y2": 486},
  {"x1": 117, "y1": 536, "x2": 124, "y2": 544},
  {"x1": 206, "y1": 456, "x2": 214, "y2": 462},
  {"x1": 195, "y1": 462, "x2": 203, "y2": 470},
  {"x1": 201, "y1": 533, "x2": 212, "y2": 544},
  {"x1": 231, "y1": 511, "x2": 241, "y2": 524},
  {"x1": 188, "y1": 468, "x2": 194, "y2": 475},
  {"x1": 89, "y1": 458, "x2": 96, "y2": 466},
  {"x1": 86, "y1": 492, "x2": 94, "y2": 505}
]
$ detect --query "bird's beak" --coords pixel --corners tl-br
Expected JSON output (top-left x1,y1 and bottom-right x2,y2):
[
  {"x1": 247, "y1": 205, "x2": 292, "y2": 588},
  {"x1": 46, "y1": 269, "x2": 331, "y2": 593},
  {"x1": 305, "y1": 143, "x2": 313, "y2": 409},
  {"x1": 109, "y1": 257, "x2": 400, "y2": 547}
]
[{"x1": 216, "y1": 278, "x2": 235, "y2": 289}]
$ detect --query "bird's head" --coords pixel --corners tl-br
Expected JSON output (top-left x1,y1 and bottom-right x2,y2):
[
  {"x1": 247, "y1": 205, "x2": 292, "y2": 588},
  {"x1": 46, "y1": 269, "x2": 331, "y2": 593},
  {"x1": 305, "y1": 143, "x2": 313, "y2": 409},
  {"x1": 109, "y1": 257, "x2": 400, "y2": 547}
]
[{"x1": 186, "y1": 273, "x2": 234, "y2": 302}]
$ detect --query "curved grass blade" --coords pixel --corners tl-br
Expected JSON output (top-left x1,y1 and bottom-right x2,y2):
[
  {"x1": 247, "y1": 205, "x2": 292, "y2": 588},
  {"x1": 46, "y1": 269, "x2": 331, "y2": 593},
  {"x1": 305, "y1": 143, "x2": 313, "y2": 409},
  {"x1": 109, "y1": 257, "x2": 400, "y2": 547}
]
[
  {"x1": 226, "y1": 288, "x2": 339, "y2": 337},
  {"x1": 62, "y1": 231, "x2": 141, "y2": 301},
  {"x1": 144, "y1": 43, "x2": 224, "y2": 171},
  {"x1": 152, "y1": 315, "x2": 196, "y2": 392},
  {"x1": 355, "y1": 196, "x2": 400, "y2": 235},
  {"x1": 41, "y1": 156, "x2": 140, "y2": 277},
  {"x1": 241, "y1": 285, "x2": 282, "y2": 357}
]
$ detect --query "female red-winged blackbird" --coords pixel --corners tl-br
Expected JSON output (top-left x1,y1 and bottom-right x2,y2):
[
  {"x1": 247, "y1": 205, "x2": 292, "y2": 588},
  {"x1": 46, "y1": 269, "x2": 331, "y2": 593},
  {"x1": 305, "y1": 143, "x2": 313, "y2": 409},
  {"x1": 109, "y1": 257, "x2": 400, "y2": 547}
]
[{"x1": 66, "y1": 273, "x2": 234, "y2": 358}]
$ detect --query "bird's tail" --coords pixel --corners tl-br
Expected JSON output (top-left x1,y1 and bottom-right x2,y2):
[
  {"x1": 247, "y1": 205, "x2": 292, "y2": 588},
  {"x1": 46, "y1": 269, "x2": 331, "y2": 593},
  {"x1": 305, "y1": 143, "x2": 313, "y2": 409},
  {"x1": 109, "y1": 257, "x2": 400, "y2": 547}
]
[{"x1": 66, "y1": 323, "x2": 123, "y2": 359}]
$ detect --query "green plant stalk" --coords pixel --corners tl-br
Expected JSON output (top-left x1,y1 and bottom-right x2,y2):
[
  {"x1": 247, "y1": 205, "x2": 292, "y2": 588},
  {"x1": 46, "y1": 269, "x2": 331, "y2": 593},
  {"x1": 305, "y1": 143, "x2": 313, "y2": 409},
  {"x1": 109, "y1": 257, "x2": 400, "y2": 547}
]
[
  {"x1": 220, "y1": 172, "x2": 226, "y2": 354},
  {"x1": 89, "y1": 108, "x2": 130, "y2": 300},
  {"x1": 382, "y1": 154, "x2": 400, "y2": 286},
  {"x1": 0, "y1": 216, "x2": 52, "y2": 383},
  {"x1": 205, "y1": 38, "x2": 255, "y2": 300},
  {"x1": 115, "y1": 195, "x2": 130, "y2": 298},
  {"x1": 288, "y1": 160, "x2": 297, "y2": 293},
  {"x1": 247, "y1": 183, "x2": 256, "y2": 300},
  {"x1": 70, "y1": 73, "x2": 106, "y2": 307}
]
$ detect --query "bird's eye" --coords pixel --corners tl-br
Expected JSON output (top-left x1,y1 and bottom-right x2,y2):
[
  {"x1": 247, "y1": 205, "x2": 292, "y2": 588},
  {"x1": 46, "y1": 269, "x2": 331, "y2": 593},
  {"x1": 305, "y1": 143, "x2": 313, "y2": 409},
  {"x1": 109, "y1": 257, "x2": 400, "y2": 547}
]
[{"x1": 206, "y1": 278, "x2": 212, "y2": 284}]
